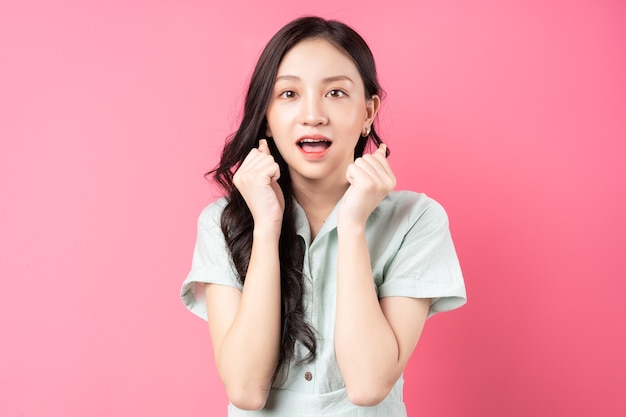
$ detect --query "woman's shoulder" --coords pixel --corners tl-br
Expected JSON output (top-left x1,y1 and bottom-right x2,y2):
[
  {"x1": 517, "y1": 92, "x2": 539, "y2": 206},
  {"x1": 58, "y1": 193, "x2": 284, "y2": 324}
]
[
  {"x1": 374, "y1": 190, "x2": 451, "y2": 232},
  {"x1": 383, "y1": 190, "x2": 447, "y2": 216},
  {"x1": 197, "y1": 196, "x2": 229, "y2": 226}
]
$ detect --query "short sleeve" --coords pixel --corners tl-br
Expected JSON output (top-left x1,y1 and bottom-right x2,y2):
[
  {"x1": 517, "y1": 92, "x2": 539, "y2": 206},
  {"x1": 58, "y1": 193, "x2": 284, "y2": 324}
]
[
  {"x1": 378, "y1": 197, "x2": 467, "y2": 318},
  {"x1": 180, "y1": 199, "x2": 243, "y2": 321}
]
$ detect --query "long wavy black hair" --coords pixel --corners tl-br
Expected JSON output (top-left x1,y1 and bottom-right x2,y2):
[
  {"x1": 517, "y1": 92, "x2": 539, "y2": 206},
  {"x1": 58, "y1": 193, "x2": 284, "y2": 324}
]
[{"x1": 207, "y1": 16, "x2": 386, "y2": 377}]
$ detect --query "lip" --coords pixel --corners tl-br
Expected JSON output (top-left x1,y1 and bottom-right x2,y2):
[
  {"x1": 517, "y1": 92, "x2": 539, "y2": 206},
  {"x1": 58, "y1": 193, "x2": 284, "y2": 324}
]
[{"x1": 296, "y1": 134, "x2": 332, "y2": 160}]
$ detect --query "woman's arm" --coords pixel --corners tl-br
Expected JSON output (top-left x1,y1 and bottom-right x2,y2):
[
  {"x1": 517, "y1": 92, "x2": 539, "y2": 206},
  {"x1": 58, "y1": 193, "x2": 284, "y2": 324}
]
[
  {"x1": 204, "y1": 140, "x2": 284, "y2": 410},
  {"x1": 335, "y1": 144, "x2": 430, "y2": 406},
  {"x1": 335, "y1": 227, "x2": 430, "y2": 406},
  {"x1": 204, "y1": 229, "x2": 281, "y2": 410}
]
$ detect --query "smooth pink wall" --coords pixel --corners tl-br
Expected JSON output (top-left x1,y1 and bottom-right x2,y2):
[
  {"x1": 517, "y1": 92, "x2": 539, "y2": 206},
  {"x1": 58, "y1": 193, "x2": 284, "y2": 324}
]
[{"x1": 1, "y1": 1, "x2": 624, "y2": 416}]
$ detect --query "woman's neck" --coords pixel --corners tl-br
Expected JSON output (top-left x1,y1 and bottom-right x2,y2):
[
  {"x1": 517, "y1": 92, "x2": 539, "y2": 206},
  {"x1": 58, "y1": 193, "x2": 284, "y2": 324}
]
[{"x1": 292, "y1": 177, "x2": 348, "y2": 240}]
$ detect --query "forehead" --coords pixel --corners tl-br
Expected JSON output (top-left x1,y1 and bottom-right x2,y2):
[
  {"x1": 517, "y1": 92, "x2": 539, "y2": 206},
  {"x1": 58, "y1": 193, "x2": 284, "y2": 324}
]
[{"x1": 276, "y1": 38, "x2": 361, "y2": 80}]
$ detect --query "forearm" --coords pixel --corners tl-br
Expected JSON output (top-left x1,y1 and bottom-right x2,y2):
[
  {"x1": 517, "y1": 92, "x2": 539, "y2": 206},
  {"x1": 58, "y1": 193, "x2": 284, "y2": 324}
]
[
  {"x1": 335, "y1": 225, "x2": 401, "y2": 405},
  {"x1": 217, "y1": 227, "x2": 281, "y2": 406}
]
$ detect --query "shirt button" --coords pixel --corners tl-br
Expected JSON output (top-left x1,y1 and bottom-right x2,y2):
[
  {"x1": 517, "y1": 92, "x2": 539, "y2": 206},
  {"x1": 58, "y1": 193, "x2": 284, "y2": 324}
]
[{"x1": 304, "y1": 371, "x2": 313, "y2": 381}]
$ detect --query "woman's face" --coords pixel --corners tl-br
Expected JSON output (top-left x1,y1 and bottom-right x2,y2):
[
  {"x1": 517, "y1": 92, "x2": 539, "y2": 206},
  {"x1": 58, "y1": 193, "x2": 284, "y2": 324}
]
[{"x1": 266, "y1": 38, "x2": 380, "y2": 190}]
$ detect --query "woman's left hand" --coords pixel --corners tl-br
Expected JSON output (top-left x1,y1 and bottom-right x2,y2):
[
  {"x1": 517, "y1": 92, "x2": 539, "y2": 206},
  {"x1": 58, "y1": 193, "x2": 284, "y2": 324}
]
[{"x1": 338, "y1": 144, "x2": 396, "y2": 228}]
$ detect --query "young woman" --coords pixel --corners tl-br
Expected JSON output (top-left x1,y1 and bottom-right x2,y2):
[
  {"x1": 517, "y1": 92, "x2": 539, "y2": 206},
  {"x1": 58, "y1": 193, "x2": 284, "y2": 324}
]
[{"x1": 181, "y1": 16, "x2": 466, "y2": 417}]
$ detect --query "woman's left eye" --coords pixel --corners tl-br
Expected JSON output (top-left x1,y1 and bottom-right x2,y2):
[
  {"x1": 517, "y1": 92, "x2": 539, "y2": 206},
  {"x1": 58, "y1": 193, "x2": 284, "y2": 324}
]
[
  {"x1": 278, "y1": 90, "x2": 297, "y2": 99},
  {"x1": 327, "y1": 89, "x2": 346, "y2": 98}
]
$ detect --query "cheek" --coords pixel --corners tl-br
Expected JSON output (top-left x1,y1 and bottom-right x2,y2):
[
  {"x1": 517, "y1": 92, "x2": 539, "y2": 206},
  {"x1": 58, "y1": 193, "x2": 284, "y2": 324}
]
[
  {"x1": 265, "y1": 109, "x2": 281, "y2": 137},
  {"x1": 339, "y1": 110, "x2": 366, "y2": 135},
  {"x1": 337, "y1": 102, "x2": 366, "y2": 123},
  {"x1": 266, "y1": 106, "x2": 291, "y2": 132},
  {"x1": 265, "y1": 112, "x2": 289, "y2": 153}
]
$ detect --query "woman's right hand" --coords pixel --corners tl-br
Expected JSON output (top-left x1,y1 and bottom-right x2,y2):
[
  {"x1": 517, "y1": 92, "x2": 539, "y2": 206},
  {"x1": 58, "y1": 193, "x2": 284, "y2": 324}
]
[{"x1": 233, "y1": 139, "x2": 285, "y2": 234}]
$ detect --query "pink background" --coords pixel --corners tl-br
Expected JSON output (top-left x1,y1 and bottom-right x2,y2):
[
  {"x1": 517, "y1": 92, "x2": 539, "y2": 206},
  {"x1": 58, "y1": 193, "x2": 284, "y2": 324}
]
[{"x1": 1, "y1": 1, "x2": 625, "y2": 416}]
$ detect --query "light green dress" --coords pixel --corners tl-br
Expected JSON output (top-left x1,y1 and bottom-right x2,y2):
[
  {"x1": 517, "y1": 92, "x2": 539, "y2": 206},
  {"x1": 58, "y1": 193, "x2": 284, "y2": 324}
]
[{"x1": 181, "y1": 191, "x2": 467, "y2": 416}]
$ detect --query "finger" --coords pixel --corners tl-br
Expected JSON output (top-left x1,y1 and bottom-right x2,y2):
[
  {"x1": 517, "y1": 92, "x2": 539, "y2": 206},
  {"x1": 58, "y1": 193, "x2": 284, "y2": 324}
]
[
  {"x1": 345, "y1": 163, "x2": 358, "y2": 184},
  {"x1": 347, "y1": 160, "x2": 378, "y2": 186},
  {"x1": 258, "y1": 139, "x2": 270, "y2": 155},
  {"x1": 237, "y1": 145, "x2": 277, "y2": 180},
  {"x1": 372, "y1": 143, "x2": 395, "y2": 179},
  {"x1": 357, "y1": 154, "x2": 389, "y2": 180},
  {"x1": 250, "y1": 156, "x2": 280, "y2": 183},
  {"x1": 257, "y1": 141, "x2": 280, "y2": 181},
  {"x1": 269, "y1": 160, "x2": 281, "y2": 182},
  {"x1": 353, "y1": 157, "x2": 378, "y2": 179},
  {"x1": 361, "y1": 143, "x2": 389, "y2": 170},
  {"x1": 238, "y1": 147, "x2": 261, "y2": 170},
  {"x1": 356, "y1": 154, "x2": 396, "y2": 191}
]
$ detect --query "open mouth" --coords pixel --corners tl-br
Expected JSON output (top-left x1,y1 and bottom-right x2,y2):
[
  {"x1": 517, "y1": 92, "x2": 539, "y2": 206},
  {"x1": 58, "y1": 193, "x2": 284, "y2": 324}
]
[{"x1": 297, "y1": 138, "x2": 332, "y2": 153}]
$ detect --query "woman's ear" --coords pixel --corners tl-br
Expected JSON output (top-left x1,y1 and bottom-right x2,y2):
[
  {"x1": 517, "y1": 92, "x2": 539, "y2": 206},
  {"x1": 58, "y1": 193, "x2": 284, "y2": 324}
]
[
  {"x1": 365, "y1": 94, "x2": 381, "y2": 125},
  {"x1": 265, "y1": 126, "x2": 273, "y2": 138}
]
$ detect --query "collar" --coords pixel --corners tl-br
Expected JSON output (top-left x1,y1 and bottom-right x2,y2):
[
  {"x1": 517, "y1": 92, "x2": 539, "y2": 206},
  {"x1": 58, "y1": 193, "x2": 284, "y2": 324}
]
[{"x1": 293, "y1": 198, "x2": 341, "y2": 245}]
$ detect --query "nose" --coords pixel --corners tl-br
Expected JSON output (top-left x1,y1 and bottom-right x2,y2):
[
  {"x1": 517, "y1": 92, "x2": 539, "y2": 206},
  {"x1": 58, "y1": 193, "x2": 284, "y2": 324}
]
[{"x1": 299, "y1": 94, "x2": 328, "y2": 126}]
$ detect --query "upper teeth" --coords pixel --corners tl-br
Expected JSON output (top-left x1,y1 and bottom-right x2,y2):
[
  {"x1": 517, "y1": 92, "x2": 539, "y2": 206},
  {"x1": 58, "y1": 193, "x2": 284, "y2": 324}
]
[{"x1": 300, "y1": 138, "x2": 328, "y2": 143}]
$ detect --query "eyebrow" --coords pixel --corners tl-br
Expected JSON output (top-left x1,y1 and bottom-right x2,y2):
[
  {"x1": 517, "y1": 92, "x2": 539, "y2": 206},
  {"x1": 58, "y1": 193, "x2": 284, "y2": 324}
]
[{"x1": 275, "y1": 75, "x2": 355, "y2": 84}]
